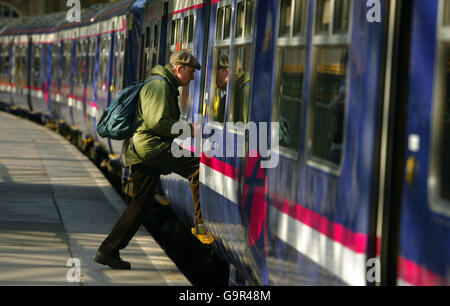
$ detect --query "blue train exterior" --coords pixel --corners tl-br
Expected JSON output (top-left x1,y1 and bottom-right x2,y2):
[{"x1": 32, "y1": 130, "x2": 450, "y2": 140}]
[{"x1": 0, "y1": 0, "x2": 448, "y2": 286}]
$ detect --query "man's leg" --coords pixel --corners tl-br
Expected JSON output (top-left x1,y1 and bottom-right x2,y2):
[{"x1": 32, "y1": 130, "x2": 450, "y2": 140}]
[
  {"x1": 146, "y1": 147, "x2": 203, "y2": 227},
  {"x1": 98, "y1": 164, "x2": 160, "y2": 256}
]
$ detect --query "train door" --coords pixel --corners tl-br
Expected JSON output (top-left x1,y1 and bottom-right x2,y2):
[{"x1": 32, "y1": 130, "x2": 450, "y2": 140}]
[
  {"x1": 395, "y1": 0, "x2": 450, "y2": 286},
  {"x1": 200, "y1": 0, "x2": 262, "y2": 284}
]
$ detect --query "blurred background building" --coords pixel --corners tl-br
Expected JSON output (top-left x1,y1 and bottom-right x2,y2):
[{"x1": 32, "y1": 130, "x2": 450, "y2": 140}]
[{"x1": 0, "y1": 0, "x2": 117, "y2": 19}]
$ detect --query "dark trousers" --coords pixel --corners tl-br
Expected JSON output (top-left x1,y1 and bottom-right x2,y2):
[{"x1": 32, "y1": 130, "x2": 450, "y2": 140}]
[{"x1": 98, "y1": 147, "x2": 202, "y2": 255}]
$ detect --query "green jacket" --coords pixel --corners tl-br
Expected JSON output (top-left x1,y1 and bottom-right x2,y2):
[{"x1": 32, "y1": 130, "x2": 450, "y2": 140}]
[
  {"x1": 125, "y1": 65, "x2": 188, "y2": 166},
  {"x1": 233, "y1": 71, "x2": 251, "y2": 123}
]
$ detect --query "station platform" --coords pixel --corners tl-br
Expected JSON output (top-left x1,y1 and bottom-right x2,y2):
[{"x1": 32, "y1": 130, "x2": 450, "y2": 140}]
[{"x1": 0, "y1": 111, "x2": 191, "y2": 286}]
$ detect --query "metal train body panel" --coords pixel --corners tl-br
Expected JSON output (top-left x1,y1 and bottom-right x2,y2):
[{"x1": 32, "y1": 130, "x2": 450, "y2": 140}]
[
  {"x1": 398, "y1": 0, "x2": 449, "y2": 286},
  {"x1": 1, "y1": 0, "x2": 449, "y2": 286}
]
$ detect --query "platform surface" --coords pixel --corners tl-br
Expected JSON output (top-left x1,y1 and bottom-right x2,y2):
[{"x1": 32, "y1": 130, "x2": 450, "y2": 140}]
[{"x1": 0, "y1": 111, "x2": 190, "y2": 286}]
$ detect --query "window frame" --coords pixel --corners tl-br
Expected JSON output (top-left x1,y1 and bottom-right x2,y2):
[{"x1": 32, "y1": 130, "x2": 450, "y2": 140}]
[
  {"x1": 428, "y1": 0, "x2": 450, "y2": 218},
  {"x1": 305, "y1": 0, "x2": 353, "y2": 175}
]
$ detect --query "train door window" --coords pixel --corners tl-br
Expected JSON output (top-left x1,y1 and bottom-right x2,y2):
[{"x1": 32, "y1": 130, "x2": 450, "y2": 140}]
[
  {"x1": 210, "y1": 2, "x2": 233, "y2": 125},
  {"x1": 229, "y1": 0, "x2": 255, "y2": 125},
  {"x1": 189, "y1": 15, "x2": 195, "y2": 44},
  {"x1": 41, "y1": 44, "x2": 48, "y2": 84},
  {"x1": 333, "y1": 0, "x2": 350, "y2": 34},
  {"x1": 439, "y1": 48, "x2": 450, "y2": 203},
  {"x1": 88, "y1": 38, "x2": 97, "y2": 86},
  {"x1": 143, "y1": 25, "x2": 150, "y2": 77},
  {"x1": 183, "y1": 14, "x2": 195, "y2": 48},
  {"x1": 99, "y1": 36, "x2": 109, "y2": 91},
  {"x1": 62, "y1": 41, "x2": 71, "y2": 84},
  {"x1": 272, "y1": 0, "x2": 308, "y2": 155},
  {"x1": 179, "y1": 13, "x2": 196, "y2": 119},
  {"x1": 428, "y1": 1, "x2": 450, "y2": 216},
  {"x1": 444, "y1": 0, "x2": 450, "y2": 26},
  {"x1": 315, "y1": 0, "x2": 331, "y2": 34},
  {"x1": 171, "y1": 18, "x2": 181, "y2": 50},
  {"x1": 34, "y1": 45, "x2": 41, "y2": 83},
  {"x1": 17, "y1": 45, "x2": 26, "y2": 88},
  {"x1": 307, "y1": 0, "x2": 351, "y2": 168},
  {"x1": 0, "y1": 44, "x2": 4, "y2": 81},
  {"x1": 148, "y1": 21, "x2": 160, "y2": 73},
  {"x1": 52, "y1": 43, "x2": 60, "y2": 82},
  {"x1": 116, "y1": 32, "x2": 125, "y2": 93}
]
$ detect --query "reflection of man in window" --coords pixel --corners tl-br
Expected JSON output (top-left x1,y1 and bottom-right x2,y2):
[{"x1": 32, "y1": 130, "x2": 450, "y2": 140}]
[
  {"x1": 233, "y1": 56, "x2": 251, "y2": 123},
  {"x1": 213, "y1": 54, "x2": 229, "y2": 122},
  {"x1": 213, "y1": 54, "x2": 251, "y2": 123}
]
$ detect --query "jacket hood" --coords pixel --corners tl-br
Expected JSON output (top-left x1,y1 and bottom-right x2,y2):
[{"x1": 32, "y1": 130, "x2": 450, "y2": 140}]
[{"x1": 149, "y1": 65, "x2": 180, "y2": 91}]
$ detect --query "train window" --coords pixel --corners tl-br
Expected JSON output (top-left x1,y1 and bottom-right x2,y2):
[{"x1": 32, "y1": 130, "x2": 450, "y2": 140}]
[
  {"x1": 293, "y1": 0, "x2": 308, "y2": 35},
  {"x1": 145, "y1": 26, "x2": 151, "y2": 48},
  {"x1": 279, "y1": 0, "x2": 292, "y2": 37},
  {"x1": 99, "y1": 37, "x2": 109, "y2": 91},
  {"x1": 189, "y1": 15, "x2": 195, "y2": 43},
  {"x1": 88, "y1": 39, "x2": 97, "y2": 86},
  {"x1": 34, "y1": 45, "x2": 41, "y2": 80},
  {"x1": 224, "y1": 6, "x2": 232, "y2": 39},
  {"x1": 236, "y1": 2, "x2": 245, "y2": 37},
  {"x1": 316, "y1": 0, "x2": 331, "y2": 34},
  {"x1": 275, "y1": 48, "x2": 306, "y2": 151},
  {"x1": 316, "y1": 0, "x2": 351, "y2": 35},
  {"x1": 210, "y1": 48, "x2": 230, "y2": 124},
  {"x1": 229, "y1": 0, "x2": 255, "y2": 124},
  {"x1": 245, "y1": 0, "x2": 254, "y2": 37},
  {"x1": 440, "y1": 48, "x2": 450, "y2": 201},
  {"x1": 182, "y1": 15, "x2": 195, "y2": 46},
  {"x1": 62, "y1": 42, "x2": 72, "y2": 83},
  {"x1": 229, "y1": 45, "x2": 252, "y2": 124},
  {"x1": 171, "y1": 18, "x2": 181, "y2": 48},
  {"x1": 183, "y1": 16, "x2": 189, "y2": 44},
  {"x1": 273, "y1": 0, "x2": 308, "y2": 155},
  {"x1": 0, "y1": 45, "x2": 3, "y2": 75},
  {"x1": 333, "y1": 0, "x2": 350, "y2": 34},
  {"x1": 235, "y1": 0, "x2": 254, "y2": 39},
  {"x1": 309, "y1": 47, "x2": 348, "y2": 164},
  {"x1": 51, "y1": 43, "x2": 60, "y2": 81},
  {"x1": 279, "y1": 0, "x2": 308, "y2": 38},
  {"x1": 216, "y1": 7, "x2": 224, "y2": 40},
  {"x1": 444, "y1": 0, "x2": 450, "y2": 26},
  {"x1": 153, "y1": 24, "x2": 159, "y2": 48}
]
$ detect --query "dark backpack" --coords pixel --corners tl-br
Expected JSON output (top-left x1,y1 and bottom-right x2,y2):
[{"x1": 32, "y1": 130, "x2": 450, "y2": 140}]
[{"x1": 96, "y1": 76, "x2": 167, "y2": 140}]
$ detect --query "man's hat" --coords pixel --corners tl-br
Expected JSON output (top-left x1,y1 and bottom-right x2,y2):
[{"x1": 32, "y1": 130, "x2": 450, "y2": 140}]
[
  {"x1": 170, "y1": 51, "x2": 201, "y2": 70},
  {"x1": 218, "y1": 54, "x2": 229, "y2": 69}
]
